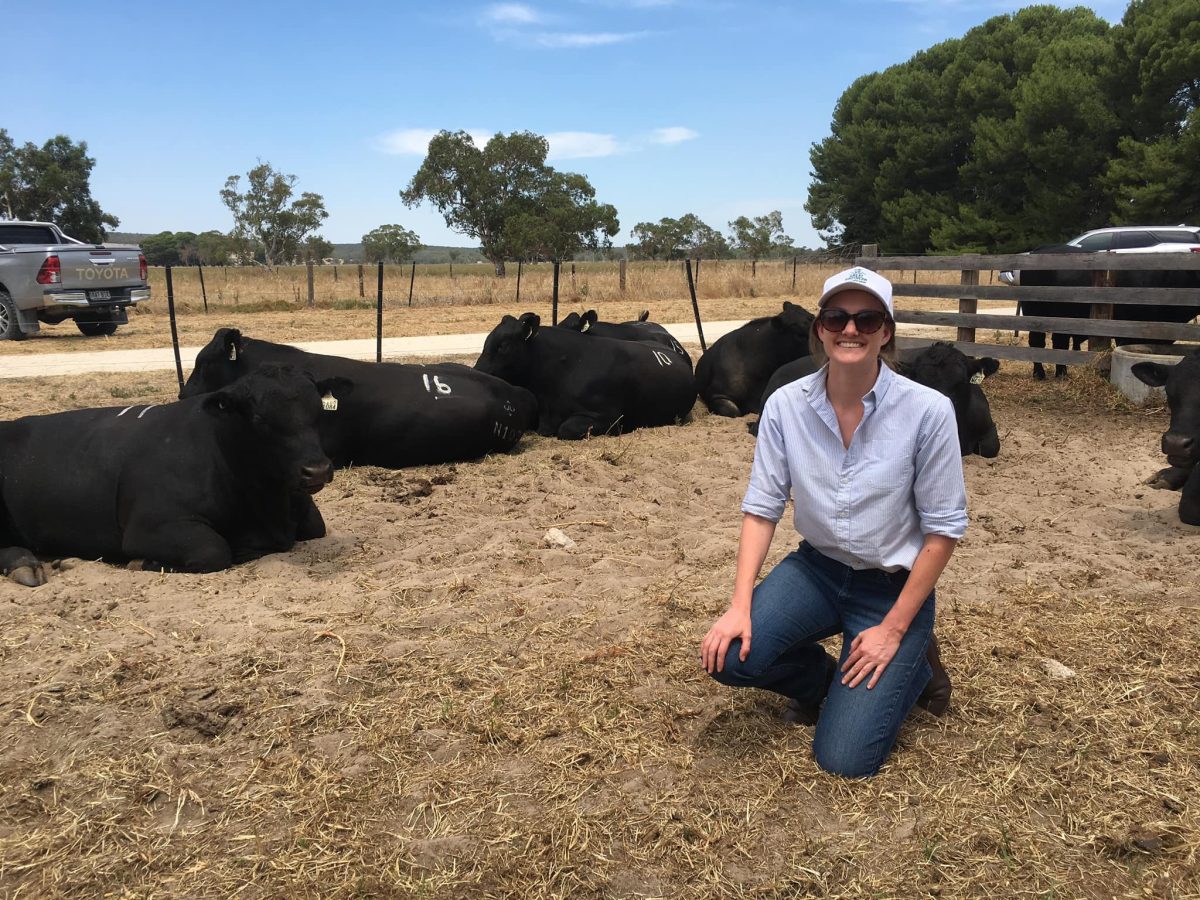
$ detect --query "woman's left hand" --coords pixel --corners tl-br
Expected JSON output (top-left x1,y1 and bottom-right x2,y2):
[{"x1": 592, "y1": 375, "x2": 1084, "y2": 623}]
[{"x1": 841, "y1": 625, "x2": 903, "y2": 689}]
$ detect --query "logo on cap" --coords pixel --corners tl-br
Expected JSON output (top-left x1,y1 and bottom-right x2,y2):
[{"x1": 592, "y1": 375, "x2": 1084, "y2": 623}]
[{"x1": 846, "y1": 268, "x2": 870, "y2": 284}]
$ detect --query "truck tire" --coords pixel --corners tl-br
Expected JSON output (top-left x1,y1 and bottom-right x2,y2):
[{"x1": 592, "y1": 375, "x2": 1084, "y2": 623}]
[
  {"x1": 77, "y1": 321, "x2": 118, "y2": 337},
  {"x1": 0, "y1": 290, "x2": 28, "y2": 341}
]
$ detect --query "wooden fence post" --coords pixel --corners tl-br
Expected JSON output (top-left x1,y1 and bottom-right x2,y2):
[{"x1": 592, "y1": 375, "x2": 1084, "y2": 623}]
[
  {"x1": 792, "y1": 256, "x2": 797, "y2": 290},
  {"x1": 958, "y1": 268, "x2": 979, "y2": 344},
  {"x1": 358, "y1": 264, "x2": 365, "y2": 298},
  {"x1": 306, "y1": 260, "x2": 315, "y2": 307},
  {"x1": 619, "y1": 259, "x2": 627, "y2": 293},
  {"x1": 1089, "y1": 270, "x2": 1115, "y2": 352}
]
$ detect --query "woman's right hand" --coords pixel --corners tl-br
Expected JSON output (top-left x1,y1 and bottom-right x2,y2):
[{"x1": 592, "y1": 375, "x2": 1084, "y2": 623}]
[{"x1": 700, "y1": 606, "x2": 752, "y2": 674}]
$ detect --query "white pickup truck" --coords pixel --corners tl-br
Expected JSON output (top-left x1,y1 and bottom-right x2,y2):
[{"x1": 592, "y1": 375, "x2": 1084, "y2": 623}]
[{"x1": 0, "y1": 220, "x2": 150, "y2": 340}]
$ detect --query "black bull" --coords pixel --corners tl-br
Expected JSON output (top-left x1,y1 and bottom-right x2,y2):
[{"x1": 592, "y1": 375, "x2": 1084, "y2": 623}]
[
  {"x1": 1019, "y1": 245, "x2": 1200, "y2": 379},
  {"x1": 750, "y1": 343, "x2": 1001, "y2": 458},
  {"x1": 181, "y1": 328, "x2": 539, "y2": 468},
  {"x1": 557, "y1": 309, "x2": 693, "y2": 368},
  {"x1": 1133, "y1": 350, "x2": 1200, "y2": 526},
  {"x1": 694, "y1": 301, "x2": 816, "y2": 417},
  {"x1": 1, "y1": 365, "x2": 336, "y2": 587},
  {"x1": 474, "y1": 312, "x2": 697, "y2": 439}
]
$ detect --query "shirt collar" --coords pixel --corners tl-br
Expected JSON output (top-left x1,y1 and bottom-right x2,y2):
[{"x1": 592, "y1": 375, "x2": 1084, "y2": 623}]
[{"x1": 801, "y1": 359, "x2": 897, "y2": 407}]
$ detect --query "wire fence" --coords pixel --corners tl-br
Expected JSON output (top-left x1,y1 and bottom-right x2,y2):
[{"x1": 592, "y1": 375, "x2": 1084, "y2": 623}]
[{"x1": 143, "y1": 258, "x2": 864, "y2": 315}]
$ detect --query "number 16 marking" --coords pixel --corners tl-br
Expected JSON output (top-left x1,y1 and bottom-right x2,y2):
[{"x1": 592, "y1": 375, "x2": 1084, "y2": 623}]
[{"x1": 423, "y1": 374, "x2": 452, "y2": 394}]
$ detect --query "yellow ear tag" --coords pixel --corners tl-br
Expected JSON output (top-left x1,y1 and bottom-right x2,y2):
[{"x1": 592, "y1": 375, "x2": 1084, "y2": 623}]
[
  {"x1": 969, "y1": 372, "x2": 985, "y2": 385},
  {"x1": 322, "y1": 393, "x2": 339, "y2": 412}
]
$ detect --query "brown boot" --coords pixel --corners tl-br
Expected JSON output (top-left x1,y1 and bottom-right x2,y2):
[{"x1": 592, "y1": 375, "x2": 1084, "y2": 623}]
[{"x1": 916, "y1": 636, "x2": 951, "y2": 716}]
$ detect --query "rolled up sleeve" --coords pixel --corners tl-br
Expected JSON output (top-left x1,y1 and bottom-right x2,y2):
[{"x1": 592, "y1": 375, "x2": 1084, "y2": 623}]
[
  {"x1": 741, "y1": 397, "x2": 791, "y2": 522},
  {"x1": 913, "y1": 396, "x2": 968, "y2": 539}
]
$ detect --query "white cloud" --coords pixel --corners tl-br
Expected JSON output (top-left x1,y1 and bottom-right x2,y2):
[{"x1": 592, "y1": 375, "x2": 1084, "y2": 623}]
[
  {"x1": 546, "y1": 131, "x2": 625, "y2": 159},
  {"x1": 650, "y1": 126, "x2": 698, "y2": 145},
  {"x1": 534, "y1": 30, "x2": 648, "y2": 47},
  {"x1": 483, "y1": 3, "x2": 543, "y2": 24},
  {"x1": 374, "y1": 128, "x2": 493, "y2": 155}
]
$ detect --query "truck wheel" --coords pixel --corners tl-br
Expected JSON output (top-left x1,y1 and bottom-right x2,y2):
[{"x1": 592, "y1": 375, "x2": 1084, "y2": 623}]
[
  {"x1": 77, "y1": 321, "x2": 118, "y2": 337},
  {"x1": 0, "y1": 291, "x2": 28, "y2": 341}
]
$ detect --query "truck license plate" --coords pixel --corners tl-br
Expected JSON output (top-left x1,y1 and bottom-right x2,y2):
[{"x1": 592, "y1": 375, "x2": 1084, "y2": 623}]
[{"x1": 88, "y1": 290, "x2": 112, "y2": 301}]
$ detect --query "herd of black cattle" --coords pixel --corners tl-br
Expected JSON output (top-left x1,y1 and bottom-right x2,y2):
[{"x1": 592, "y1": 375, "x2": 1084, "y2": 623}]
[{"x1": 1, "y1": 302, "x2": 1197, "y2": 588}]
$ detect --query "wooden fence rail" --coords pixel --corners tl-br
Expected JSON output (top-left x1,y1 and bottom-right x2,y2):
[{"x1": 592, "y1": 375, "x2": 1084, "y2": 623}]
[{"x1": 858, "y1": 249, "x2": 1200, "y2": 369}]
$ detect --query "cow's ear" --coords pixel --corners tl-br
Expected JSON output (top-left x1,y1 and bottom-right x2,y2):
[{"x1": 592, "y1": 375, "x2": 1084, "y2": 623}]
[
  {"x1": 581, "y1": 310, "x2": 598, "y2": 331},
  {"x1": 201, "y1": 390, "x2": 247, "y2": 418},
  {"x1": 316, "y1": 376, "x2": 354, "y2": 400},
  {"x1": 1132, "y1": 361, "x2": 1171, "y2": 388},
  {"x1": 220, "y1": 328, "x2": 244, "y2": 362},
  {"x1": 518, "y1": 313, "x2": 540, "y2": 340},
  {"x1": 972, "y1": 357, "x2": 1000, "y2": 379}
]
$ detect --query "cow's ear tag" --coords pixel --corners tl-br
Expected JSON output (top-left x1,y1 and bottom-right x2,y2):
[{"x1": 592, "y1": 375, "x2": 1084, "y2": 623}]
[
  {"x1": 969, "y1": 372, "x2": 985, "y2": 385},
  {"x1": 229, "y1": 346, "x2": 238, "y2": 361},
  {"x1": 581, "y1": 320, "x2": 591, "y2": 332},
  {"x1": 322, "y1": 392, "x2": 339, "y2": 412}
]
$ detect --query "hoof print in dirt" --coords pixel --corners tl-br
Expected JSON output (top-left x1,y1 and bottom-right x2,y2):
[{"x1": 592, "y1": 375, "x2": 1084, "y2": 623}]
[{"x1": 162, "y1": 698, "x2": 244, "y2": 738}]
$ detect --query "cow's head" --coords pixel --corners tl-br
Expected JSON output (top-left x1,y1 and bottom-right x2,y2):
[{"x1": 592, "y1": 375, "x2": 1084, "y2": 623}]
[
  {"x1": 558, "y1": 311, "x2": 585, "y2": 331},
  {"x1": 180, "y1": 327, "x2": 247, "y2": 399},
  {"x1": 202, "y1": 364, "x2": 347, "y2": 494},
  {"x1": 903, "y1": 342, "x2": 1001, "y2": 458},
  {"x1": 475, "y1": 313, "x2": 539, "y2": 384},
  {"x1": 777, "y1": 301, "x2": 816, "y2": 335},
  {"x1": 1133, "y1": 351, "x2": 1200, "y2": 469}
]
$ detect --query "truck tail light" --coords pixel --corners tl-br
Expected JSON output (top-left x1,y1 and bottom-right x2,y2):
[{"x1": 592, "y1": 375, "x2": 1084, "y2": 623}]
[
  {"x1": 36, "y1": 255, "x2": 62, "y2": 285},
  {"x1": 139, "y1": 253, "x2": 148, "y2": 281},
  {"x1": 1191, "y1": 247, "x2": 1200, "y2": 253}
]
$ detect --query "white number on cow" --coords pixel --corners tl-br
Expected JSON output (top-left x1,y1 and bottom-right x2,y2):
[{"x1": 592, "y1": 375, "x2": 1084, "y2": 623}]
[
  {"x1": 651, "y1": 350, "x2": 674, "y2": 367},
  {"x1": 423, "y1": 374, "x2": 453, "y2": 395}
]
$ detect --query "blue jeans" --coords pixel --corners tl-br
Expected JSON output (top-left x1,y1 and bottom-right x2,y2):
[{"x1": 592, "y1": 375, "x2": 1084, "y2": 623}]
[{"x1": 709, "y1": 541, "x2": 934, "y2": 778}]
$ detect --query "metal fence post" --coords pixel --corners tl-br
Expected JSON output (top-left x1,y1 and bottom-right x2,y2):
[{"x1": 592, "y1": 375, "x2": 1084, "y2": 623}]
[{"x1": 376, "y1": 262, "x2": 384, "y2": 363}]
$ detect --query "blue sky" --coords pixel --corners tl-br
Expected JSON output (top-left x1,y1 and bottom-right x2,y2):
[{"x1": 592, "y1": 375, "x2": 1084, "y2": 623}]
[{"x1": 3, "y1": 0, "x2": 1127, "y2": 249}]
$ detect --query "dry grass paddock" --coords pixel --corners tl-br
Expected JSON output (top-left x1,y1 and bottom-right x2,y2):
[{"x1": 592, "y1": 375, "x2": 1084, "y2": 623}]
[
  {"x1": 0, "y1": 261, "x2": 1010, "y2": 356},
  {"x1": 1, "y1": 329, "x2": 1198, "y2": 897}
]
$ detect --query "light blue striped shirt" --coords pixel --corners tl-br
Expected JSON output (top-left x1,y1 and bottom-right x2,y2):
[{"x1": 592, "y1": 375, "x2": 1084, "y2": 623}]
[{"x1": 742, "y1": 362, "x2": 967, "y2": 572}]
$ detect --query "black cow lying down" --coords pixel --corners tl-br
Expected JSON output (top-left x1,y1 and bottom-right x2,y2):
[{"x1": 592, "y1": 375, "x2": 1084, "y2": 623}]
[
  {"x1": 475, "y1": 312, "x2": 697, "y2": 439},
  {"x1": 1, "y1": 365, "x2": 338, "y2": 587},
  {"x1": 695, "y1": 301, "x2": 815, "y2": 417},
  {"x1": 557, "y1": 309, "x2": 692, "y2": 368},
  {"x1": 1133, "y1": 349, "x2": 1200, "y2": 525},
  {"x1": 181, "y1": 328, "x2": 538, "y2": 469},
  {"x1": 750, "y1": 343, "x2": 1001, "y2": 458}
]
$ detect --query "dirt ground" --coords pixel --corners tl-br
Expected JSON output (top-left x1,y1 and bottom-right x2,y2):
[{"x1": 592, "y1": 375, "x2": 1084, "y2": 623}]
[{"x1": 1, "y1": 312, "x2": 1198, "y2": 897}]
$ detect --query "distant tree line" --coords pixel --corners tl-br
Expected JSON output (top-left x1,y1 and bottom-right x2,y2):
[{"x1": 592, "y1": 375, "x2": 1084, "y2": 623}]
[{"x1": 806, "y1": 0, "x2": 1200, "y2": 253}]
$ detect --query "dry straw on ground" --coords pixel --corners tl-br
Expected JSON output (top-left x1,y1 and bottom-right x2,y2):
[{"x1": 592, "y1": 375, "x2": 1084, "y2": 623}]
[{"x1": 1, "y1": 347, "x2": 1197, "y2": 898}]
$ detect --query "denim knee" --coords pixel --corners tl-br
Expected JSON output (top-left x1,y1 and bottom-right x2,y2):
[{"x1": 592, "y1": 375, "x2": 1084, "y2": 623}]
[{"x1": 708, "y1": 640, "x2": 754, "y2": 687}]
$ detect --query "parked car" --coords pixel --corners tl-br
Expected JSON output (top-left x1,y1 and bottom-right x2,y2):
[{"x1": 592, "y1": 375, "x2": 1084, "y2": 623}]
[
  {"x1": 999, "y1": 225, "x2": 1200, "y2": 285},
  {"x1": 0, "y1": 221, "x2": 150, "y2": 340}
]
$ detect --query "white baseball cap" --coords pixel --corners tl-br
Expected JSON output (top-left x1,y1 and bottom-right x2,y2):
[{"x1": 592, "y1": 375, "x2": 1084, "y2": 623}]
[{"x1": 818, "y1": 267, "x2": 894, "y2": 317}]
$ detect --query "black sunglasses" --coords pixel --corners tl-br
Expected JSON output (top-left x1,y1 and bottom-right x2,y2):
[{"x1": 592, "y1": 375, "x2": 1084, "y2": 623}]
[{"x1": 817, "y1": 308, "x2": 889, "y2": 335}]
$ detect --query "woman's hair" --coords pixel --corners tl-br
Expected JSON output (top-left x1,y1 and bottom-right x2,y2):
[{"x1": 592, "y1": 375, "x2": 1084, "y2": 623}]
[{"x1": 807, "y1": 310, "x2": 897, "y2": 366}]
